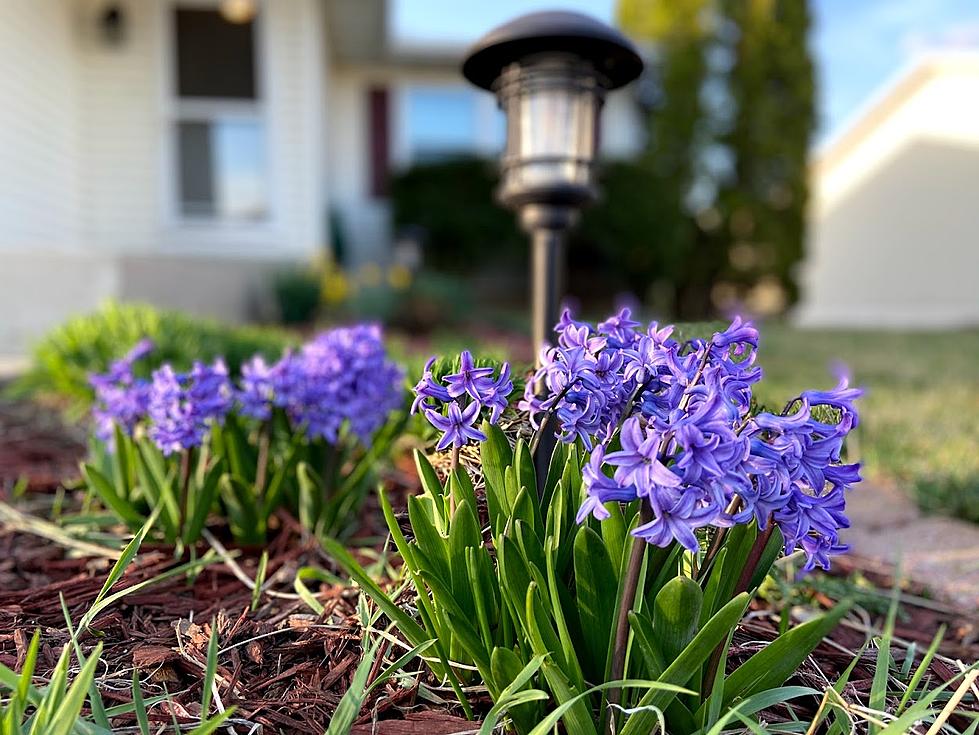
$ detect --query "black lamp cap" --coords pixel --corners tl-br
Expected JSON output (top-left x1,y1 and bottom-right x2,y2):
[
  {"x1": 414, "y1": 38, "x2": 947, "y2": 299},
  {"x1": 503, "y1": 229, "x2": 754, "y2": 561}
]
[{"x1": 462, "y1": 10, "x2": 643, "y2": 91}]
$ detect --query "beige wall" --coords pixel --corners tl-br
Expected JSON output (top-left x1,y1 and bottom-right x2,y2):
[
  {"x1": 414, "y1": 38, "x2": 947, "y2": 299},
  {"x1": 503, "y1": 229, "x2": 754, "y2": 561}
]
[{"x1": 798, "y1": 58, "x2": 979, "y2": 328}]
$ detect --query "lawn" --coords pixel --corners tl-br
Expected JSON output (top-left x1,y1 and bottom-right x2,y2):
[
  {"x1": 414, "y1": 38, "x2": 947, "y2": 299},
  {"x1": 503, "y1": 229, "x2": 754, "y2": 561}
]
[{"x1": 754, "y1": 326, "x2": 979, "y2": 521}]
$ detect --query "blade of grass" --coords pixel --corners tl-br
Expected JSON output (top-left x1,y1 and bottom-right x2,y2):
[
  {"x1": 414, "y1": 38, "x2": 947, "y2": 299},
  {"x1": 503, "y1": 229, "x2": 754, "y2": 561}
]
[
  {"x1": 897, "y1": 624, "x2": 946, "y2": 714},
  {"x1": 131, "y1": 670, "x2": 151, "y2": 735},
  {"x1": 251, "y1": 550, "x2": 269, "y2": 612},
  {"x1": 325, "y1": 638, "x2": 379, "y2": 735},
  {"x1": 200, "y1": 619, "x2": 219, "y2": 718}
]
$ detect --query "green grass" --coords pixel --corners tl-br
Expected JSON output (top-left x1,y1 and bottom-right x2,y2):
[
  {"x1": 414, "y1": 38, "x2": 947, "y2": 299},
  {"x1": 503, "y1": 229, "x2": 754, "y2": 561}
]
[{"x1": 753, "y1": 326, "x2": 979, "y2": 522}]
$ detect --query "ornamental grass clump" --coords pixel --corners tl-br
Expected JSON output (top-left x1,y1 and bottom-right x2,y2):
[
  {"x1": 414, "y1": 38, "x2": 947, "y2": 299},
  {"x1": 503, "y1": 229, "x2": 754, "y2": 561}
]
[
  {"x1": 83, "y1": 324, "x2": 405, "y2": 546},
  {"x1": 327, "y1": 311, "x2": 863, "y2": 734}
]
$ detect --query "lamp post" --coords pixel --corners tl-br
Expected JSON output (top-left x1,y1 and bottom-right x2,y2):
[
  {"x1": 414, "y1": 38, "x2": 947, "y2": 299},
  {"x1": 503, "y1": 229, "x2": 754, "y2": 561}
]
[{"x1": 463, "y1": 11, "x2": 643, "y2": 485}]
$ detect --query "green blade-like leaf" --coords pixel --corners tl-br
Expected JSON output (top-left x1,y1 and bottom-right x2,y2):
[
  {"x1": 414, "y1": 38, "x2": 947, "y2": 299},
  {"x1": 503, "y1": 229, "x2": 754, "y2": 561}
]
[
  {"x1": 320, "y1": 538, "x2": 431, "y2": 651},
  {"x1": 653, "y1": 576, "x2": 703, "y2": 664},
  {"x1": 722, "y1": 600, "x2": 853, "y2": 708},
  {"x1": 83, "y1": 463, "x2": 144, "y2": 528},
  {"x1": 574, "y1": 526, "x2": 617, "y2": 681},
  {"x1": 620, "y1": 593, "x2": 751, "y2": 735}
]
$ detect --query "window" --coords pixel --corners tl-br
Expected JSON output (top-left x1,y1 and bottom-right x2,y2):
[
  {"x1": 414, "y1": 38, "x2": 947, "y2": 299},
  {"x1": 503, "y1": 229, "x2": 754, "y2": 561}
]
[
  {"x1": 172, "y1": 6, "x2": 268, "y2": 221},
  {"x1": 403, "y1": 86, "x2": 504, "y2": 164}
]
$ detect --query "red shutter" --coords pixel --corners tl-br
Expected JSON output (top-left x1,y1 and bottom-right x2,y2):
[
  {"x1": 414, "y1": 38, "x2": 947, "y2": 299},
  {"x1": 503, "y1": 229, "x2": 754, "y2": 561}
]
[{"x1": 368, "y1": 86, "x2": 390, "y2": 198}]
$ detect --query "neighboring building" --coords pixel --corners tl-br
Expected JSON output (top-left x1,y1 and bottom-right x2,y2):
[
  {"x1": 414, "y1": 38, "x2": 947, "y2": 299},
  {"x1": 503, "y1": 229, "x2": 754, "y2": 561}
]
[
  {"x1": 797, "y1": 54, "x2": 979, "y2": 328},
  {"x1": 0, "y1": 0, "x2": 645, "y2": 352}
]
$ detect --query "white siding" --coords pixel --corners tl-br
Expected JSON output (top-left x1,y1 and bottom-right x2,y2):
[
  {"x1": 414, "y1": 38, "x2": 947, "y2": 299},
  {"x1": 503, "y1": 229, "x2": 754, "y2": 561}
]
[
  {"x1": 0, "y1": 0, "x2": 81, "y2": 250},
  {"x1": 74, "y1": 0, "x2": 161, "y2": 253}
]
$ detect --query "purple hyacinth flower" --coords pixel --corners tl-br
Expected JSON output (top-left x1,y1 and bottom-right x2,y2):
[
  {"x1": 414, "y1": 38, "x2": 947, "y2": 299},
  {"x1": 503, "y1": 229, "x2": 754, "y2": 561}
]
[
  {"x1": 444, "y1": 351, "x2": 495, "y2": 402},
  {"x1": 604, "y1": 417, "x2": 681, "y2": 494},
  {"x1": 711, "y1": 316, "x2": 759, "y2": 349},
  {"x1": 577, "y1": 445, "x2": 640, "y2": 523},
  {"x1": 89, "y1": 338, "x2": 155, "y2": 442},
  {"x1": 476, "y1": 362, "x2": 513, "y2": 424},
  {"x1": 411, "y1": 357, "x2": 453, "y2": 414},
  {"x1": 238, "y1": 355, "x2": 275, "y2": 420},
  {"x1": 633, "y1": 486, "x2": 719, "y2": 553},
  {"x1": 424, "y1": 401, "x2": 486, "y2": 451}
]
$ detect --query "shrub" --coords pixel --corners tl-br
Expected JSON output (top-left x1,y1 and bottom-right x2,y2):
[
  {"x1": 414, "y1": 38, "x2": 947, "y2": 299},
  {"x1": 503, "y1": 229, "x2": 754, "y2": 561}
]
[
  {"x1": 272, "y1": 268, "x2": 321, "y2": 325},
  {"x1": 9, "y1": 301, "x2": 294, "y2": 415},
  {"x1": 389, "y1": 156, "x2": 525, "y2": 273}
]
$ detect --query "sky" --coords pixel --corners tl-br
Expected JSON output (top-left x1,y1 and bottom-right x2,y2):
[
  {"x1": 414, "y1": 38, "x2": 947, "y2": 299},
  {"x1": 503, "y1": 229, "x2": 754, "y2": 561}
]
[{"x1": 394, "y1": 0, "x2": 979, "y2": 147}]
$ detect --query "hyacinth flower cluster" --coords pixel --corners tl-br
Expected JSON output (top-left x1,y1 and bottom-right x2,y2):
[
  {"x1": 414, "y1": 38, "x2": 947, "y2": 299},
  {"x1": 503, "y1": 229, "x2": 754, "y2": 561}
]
[
  {"x1": 236, "y1": 324, "x2": 405, "y2": 445},
  {"x1": 89, "y1": 338, "x2": 156, "y2": 442},
  {"x1": 148, "y1": 359, "x2": 235, "y2": 455},
  {"x1": 411, "y1": 351, "x2": 514, "y2": 451},
  {"x1": 418, "y1": 309, "x2": 862, "y2": 573},
  {"x1": 90, "y1": 324, "x2": 405, "y2": 456}
]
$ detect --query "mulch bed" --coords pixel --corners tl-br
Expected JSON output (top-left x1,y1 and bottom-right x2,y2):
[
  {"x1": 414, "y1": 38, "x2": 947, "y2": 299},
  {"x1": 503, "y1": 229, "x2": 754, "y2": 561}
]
[{"x1": 1, "y1": 396, "x2": 977, "y2": 733}]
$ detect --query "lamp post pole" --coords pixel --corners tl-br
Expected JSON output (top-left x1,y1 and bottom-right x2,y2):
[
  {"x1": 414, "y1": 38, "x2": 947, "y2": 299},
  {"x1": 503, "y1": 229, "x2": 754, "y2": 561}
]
[
  {"x1": 462, "y1": 11, "x2": 643, "y2": 493},
  {"x1": 523, "y1": 204, "x2": 575, "y2": 366}
]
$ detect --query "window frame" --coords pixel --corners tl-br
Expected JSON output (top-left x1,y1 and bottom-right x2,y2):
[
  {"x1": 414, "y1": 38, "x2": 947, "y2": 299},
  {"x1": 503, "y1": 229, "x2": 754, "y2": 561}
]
[{"x1": 159, "y1": 0, "x2": 280, "y2": 245}]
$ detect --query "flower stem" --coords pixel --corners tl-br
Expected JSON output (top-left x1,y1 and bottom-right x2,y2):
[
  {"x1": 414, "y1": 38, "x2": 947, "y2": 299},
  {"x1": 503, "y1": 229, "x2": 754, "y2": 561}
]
[
  {"x1": 606, "y1": 344, "x2": 714, "y2": 730},
  {"x1": 605, "y1": 502, "x2": 652, "y2": 728},
  {"x1": 449, "y1": 445, "x2": 460, "y2": 516},
  {"x1": 179, "y1": 447, "x2": 193, "y2": 540},
  {"x1": 255, "y1": 421, "x2": 270, "y2": 497},
  {"x1": 702, "y1": 518, "x2": 776, "y2": 690}
]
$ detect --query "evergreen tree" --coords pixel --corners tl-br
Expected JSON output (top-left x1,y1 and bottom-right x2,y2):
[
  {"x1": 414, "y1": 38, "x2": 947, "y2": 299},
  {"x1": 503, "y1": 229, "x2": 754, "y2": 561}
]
[{"x1": 595, "y1": 0, "x2": 815, "y2": 318}]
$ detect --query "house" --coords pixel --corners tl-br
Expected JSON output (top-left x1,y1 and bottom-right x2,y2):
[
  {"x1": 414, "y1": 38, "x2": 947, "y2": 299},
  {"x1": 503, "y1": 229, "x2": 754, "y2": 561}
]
[
  {"x1": 0, "y1": 0, "x2": 645, "y2": 353},
  {"x1": 796, "y1": 53, "x2": 979, "y2": 328}
]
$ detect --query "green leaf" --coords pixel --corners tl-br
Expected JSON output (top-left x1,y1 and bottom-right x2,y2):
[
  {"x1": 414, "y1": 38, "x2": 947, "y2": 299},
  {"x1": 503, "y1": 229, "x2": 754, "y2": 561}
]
[
  {"x1": 406, "y1": 494, "x2": 450, "y2": 584},
  {"x1": 746, "y1": 526, "x2": 784, "y2": 591},
  {"x1": 721, "y1": 600, "x2": 852, "y2": 708},
  {"x1": 366, "y1": 637, "x2": 435, "y2": 694},
  {"x1": 184, "y1": 459, "x2": 224, "y2": 545},
  {"x1": 480, "y1": 422, "x2": 513, "y2": 533},
  {"x1": 524, "y1": 585, "x2": 596, "y2": 735},
  {"x1": 200, "y1": 620, "x2": 220, "y2": 718},
  {"x1": 186, "y1": 708, "x2": 236, "y2": 735},
  {"x1": 296, "y1": 462, "x2": 323, "y2": 536},
  {"x1": 413, "y1": 449, "x2": 447, "y2": 522},
  {"x1": 574, "y1": 526, "x2": 617, "y2": 682},
  {"x1": 449, "y1": 466, "x2": 478, "y2": 517},
  {"x1": 528, "y1": 678, "x2": 695, "y2": 735},
  {"x1": 482, "y1": 654, "x2": 547, "y2": 735},
  {"x1": 132, "y1": 669, "x2": 151, "y2": 735},
  {"x1": 514, "y1": 439, "x2": 537, "y2": 507},
  {"x1": 897, "y1": 624, "x2": 945, "y2": 714},
  {"x1": 620, "y1": 593, "x2": 751, "y2": 735},
  {"x1": 83, "y1": 463, "x2": 144, "y2": 528},
  {"x1": 79, "y1": 505, "x2": 160, "y2": 631},
  {"x1": 134, "y1": 441, "x2": 179, "y2": 539},
  {"x1": 869, "y1": 581, "x2": 901, "y2": 735},
  {"x1": 294, "y1": 565, "x2": 341, "y2": 614},
  {"x1": 629, "y1": 610, "x2": 667, "y2": 678},
  {"x1": 653, "y1": 577, "x2": 703, "y2": 665},
  {"x1": 321, "y1": 538, "x2": 431, "y2": 650},
  {"x1": 545, "y1": 539, "x2": 587, "y2": 694},
  {"x1": 47, "y1": 642, "x2": 103, "y2": 735},
  {"x1": 539, "y1": 441, "x2": 568, "y2": 509}
]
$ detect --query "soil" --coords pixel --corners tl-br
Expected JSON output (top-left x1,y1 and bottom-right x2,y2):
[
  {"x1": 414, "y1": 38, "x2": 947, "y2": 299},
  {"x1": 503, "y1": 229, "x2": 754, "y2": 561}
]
[{"x1": 0, "y1": 396, "x2": 977, "y2": 733}]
